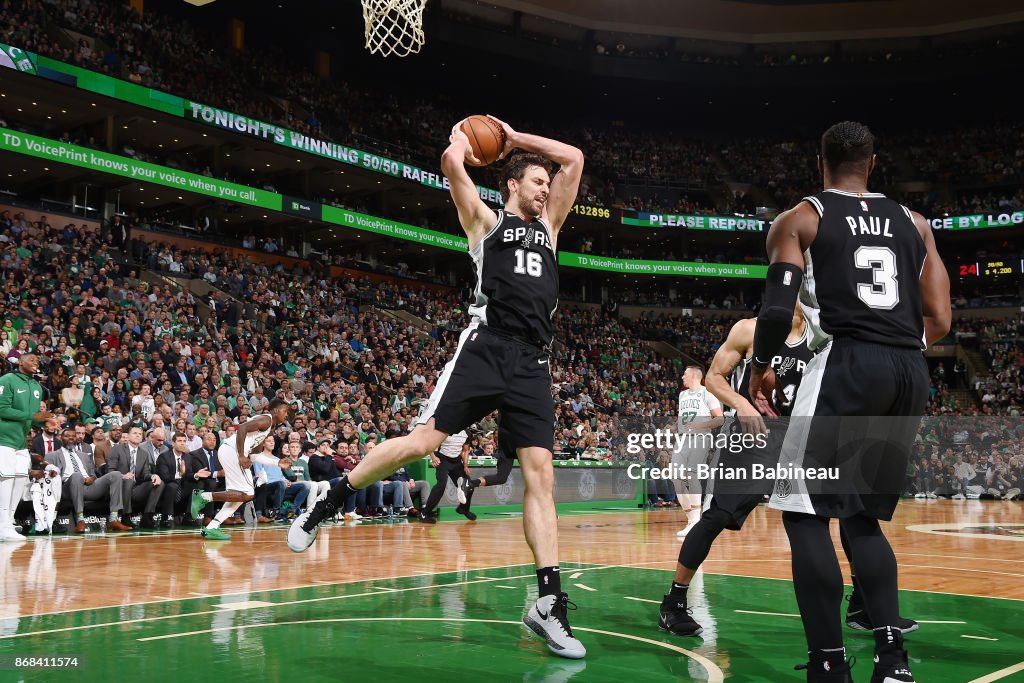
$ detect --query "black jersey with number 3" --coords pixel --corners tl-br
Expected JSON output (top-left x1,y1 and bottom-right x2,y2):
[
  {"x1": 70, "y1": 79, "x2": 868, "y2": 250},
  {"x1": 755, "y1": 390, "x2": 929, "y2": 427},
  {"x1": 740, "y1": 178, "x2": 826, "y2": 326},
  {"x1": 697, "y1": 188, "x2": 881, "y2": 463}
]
[
  {"x1": 468, "y1": 210, "x2": 559, "y2": 346},
  {"x1": 800, "y1": 189, "x2": 927, "y2": 351}
]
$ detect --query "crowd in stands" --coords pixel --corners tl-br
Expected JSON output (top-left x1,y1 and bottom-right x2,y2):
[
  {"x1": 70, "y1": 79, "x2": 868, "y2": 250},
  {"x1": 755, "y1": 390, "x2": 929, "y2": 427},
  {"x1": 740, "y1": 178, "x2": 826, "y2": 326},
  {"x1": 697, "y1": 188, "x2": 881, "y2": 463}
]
[
  {"x1": 910, "y1": 416, "x2": 1022, "y2": 501},
  {"x1": 2, "y1": 0, "x2": 1023, "y2": 219},
  {"x1": 3, "y1": 204, "x2": 1023, "y2": 534}
]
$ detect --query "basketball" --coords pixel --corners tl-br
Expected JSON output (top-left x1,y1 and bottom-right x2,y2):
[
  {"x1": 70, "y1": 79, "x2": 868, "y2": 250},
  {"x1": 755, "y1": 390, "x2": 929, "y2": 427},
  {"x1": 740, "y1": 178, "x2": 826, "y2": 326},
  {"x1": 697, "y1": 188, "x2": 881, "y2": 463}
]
[{"x1": 461, "y1": 115, "x2": 506, "y2": 167}]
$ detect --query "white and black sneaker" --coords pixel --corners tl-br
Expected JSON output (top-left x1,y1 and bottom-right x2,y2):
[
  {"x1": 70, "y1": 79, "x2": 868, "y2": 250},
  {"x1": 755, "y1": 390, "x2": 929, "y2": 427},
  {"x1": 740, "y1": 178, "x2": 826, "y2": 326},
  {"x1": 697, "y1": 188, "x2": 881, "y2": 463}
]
[
  {"x1": 845, "y1": 595, "x2": 919, "y2": 634},
  {"x1": 523, "y1": 593, "x2": 586, "y2": 659},
  {"x1": 286, "y1": 499, "x2": 334, "y2": 552},
  {"x1": 456, "y1": 477, "x2": 468, "y2": 505}
]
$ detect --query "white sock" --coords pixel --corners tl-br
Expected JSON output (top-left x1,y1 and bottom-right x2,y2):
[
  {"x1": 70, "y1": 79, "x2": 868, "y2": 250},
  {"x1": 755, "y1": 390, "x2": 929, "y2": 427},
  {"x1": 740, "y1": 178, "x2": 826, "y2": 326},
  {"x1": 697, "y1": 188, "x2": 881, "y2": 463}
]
[
  {"x1": 201, "y1": 492, "x2": 214, "y2": 502},
  {"x1": 0, "y1": 476, "x2": 13, "y2": 529},
  {"x1": 10, "y1": 476, "x2": 27, "y2": 521},
  {"x1": 208, "y1": 501, "x2": 241, "y2": 530},
  {"x1": 684, "y1": 493, "x2": 702, "y2": 509},
  {"x1": 687, "y1": 507, "x2": 702, "y2": 526}
]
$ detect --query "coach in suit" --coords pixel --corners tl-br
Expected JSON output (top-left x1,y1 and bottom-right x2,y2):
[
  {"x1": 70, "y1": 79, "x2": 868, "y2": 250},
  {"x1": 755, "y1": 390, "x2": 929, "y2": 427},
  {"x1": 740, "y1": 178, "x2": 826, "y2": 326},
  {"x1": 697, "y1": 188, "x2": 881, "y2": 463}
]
[
  {"x1": 31, "y1": 419, "x2": 62, "y2": 459},
  {"x1": 187, "y1": 431, "x2": 223, "y2": 519},
  {"x1": 45, "y1": 428, "x2": 131, "y2": 533},
  {"x1": 106, "y1": 424, "x2": 164, "y2": 529},
  {"x1": 156, "y1": 431, "x2": 193, "y2": 526}
]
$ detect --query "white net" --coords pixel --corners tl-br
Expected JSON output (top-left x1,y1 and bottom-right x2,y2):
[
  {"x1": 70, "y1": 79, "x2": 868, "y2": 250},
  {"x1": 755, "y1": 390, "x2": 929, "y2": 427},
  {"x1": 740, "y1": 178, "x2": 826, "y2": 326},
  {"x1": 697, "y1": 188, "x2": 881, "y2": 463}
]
[{"x1": 362, "y1": 0, "x2": 427, "y2": 58}]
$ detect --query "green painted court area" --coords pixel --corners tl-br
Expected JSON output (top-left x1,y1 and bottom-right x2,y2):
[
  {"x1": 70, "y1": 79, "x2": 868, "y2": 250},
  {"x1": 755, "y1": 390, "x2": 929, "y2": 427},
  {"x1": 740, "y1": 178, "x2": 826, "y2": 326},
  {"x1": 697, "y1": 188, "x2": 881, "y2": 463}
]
[{"x1": 1, "y1": 564, "x2": 1021, "y2": 682}]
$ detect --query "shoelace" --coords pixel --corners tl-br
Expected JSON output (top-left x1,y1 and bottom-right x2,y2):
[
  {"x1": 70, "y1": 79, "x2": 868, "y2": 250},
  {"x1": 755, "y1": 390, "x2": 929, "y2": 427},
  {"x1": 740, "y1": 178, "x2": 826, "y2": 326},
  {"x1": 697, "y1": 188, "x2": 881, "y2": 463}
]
[
  {"x1": 302, "y1": 500, "x2": 336, "y2": 532},
  {"x1": 552, "y1": 594, "x2": 578, "y2": 638}
]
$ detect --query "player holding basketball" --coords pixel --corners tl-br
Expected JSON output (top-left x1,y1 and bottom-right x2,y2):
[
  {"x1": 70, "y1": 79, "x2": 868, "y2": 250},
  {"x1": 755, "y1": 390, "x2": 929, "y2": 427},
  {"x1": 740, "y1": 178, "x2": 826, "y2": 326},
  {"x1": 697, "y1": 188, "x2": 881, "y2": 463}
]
[
  {"x1": 190, "y1": 399, "x2": 292, "y2": 540},
  {"x1": 288, "y1": 116, "x2": 586, "y2": 659},
  {"x1": 673, "y1": 366, "x2": 724, "y2": 538},
  {"x1": 749, "y1": 122, "x2": 950, "y2": 683}
]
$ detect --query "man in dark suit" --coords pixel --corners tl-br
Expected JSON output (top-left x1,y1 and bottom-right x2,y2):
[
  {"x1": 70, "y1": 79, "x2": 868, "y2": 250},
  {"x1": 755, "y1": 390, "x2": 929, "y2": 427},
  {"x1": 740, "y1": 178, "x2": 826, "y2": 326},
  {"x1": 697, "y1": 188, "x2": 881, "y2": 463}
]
[
  {"x1": 31, "y1": 418, "x2": 62, "y2": 459},
  {"x1": 157, "y1": 431, "x2": 193, "y2": 527},
  {"x1": 71, "y1": 423, "x2": 96, "y2": 468},
  {"x1": 187, "y1": 431, "x2": 223, "y2": 521},
  {"x1": 45, "y1": 427, "x2": 131, "y2": 533},
  {"x1": 106, "y1": 424, "x2": 163, "y2": 529},
  {"x1": 171, "y1": 358, "x2": 193, "y2": 390}
]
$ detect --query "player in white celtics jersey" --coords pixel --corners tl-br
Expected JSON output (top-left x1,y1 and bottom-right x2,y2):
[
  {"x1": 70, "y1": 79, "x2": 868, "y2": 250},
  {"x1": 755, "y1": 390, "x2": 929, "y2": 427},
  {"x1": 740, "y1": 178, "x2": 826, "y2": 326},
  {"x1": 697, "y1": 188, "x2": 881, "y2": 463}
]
[
  {"x1": 674, "y1": 365, "x2": 724, "y2": 538},
  {"x1": 190, "y1": 399, "x2": 292, "y2": 540}
]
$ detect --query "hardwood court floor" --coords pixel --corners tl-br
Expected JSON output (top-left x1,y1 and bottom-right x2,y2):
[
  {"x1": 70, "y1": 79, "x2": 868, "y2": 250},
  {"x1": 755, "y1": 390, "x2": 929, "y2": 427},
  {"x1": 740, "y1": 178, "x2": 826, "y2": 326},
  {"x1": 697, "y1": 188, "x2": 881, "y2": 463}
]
[{"x1": 0, "y1": 501, "x2": 1021, "y2": 682}]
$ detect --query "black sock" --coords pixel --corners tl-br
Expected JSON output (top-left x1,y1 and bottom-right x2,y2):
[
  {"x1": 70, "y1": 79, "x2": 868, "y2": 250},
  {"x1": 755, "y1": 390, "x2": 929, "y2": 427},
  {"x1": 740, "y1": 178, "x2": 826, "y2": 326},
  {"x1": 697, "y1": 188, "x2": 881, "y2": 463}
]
[
  {"x1": 304, "y1": 477, "x2": 360, "y2": 529},
  {"x1": 469, "y1": 478, "x2": 481, "y2": 489},
  {"x1": 669, "y1": 582, "x2": 688, "y2": 598},
  {"x1": 326, "y1": 476, "x2": 360, "y2": 508},
  {"x1": 537, "y1": 566, "x2": 561, "y2": 598},
  {"x1": 808, "y1": 648, "x2": 848, "y2": 672}
]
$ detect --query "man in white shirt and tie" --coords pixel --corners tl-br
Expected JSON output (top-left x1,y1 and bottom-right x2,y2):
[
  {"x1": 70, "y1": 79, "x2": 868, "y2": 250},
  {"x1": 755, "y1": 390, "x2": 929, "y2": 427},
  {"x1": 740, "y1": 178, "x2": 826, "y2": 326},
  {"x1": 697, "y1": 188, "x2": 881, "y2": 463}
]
[
  {"x1": 187, "y1": 431, "x2": 224, "y2": 523},
  {"x1": 30, "y1": 418, "x2": 61, "y2": 461},
  {"x1": 155, "y1": 431, "x2": 192, "y2": 528},
  {"x1": 46, "y1": 427, "x2": 130, "y2": 533},
  {"x1": 106, "y1": 425, "x2": 164, "y2": 530}
]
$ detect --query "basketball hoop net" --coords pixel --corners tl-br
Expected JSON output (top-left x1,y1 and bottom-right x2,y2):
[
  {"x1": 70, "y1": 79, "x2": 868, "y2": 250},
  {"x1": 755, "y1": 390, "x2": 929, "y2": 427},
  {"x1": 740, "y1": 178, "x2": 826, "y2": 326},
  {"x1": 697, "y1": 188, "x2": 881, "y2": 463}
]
[{"x1": 362, "y1": 0, "x2": 427, "y2": 58}]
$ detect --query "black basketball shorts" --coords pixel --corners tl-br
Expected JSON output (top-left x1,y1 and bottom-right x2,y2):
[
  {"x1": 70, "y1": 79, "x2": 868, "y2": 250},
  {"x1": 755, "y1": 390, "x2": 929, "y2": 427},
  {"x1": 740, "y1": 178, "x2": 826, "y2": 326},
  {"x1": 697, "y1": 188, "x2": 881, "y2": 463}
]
[
  {"x1": 768, "y1": 338, "x2": 928, "y2": 521},
  {"x1": 705, "y1": 419, "x2": 787, "y2": 530},
  {"x1": 414, "y1": 324, "x2": 555, "y2": 453}
]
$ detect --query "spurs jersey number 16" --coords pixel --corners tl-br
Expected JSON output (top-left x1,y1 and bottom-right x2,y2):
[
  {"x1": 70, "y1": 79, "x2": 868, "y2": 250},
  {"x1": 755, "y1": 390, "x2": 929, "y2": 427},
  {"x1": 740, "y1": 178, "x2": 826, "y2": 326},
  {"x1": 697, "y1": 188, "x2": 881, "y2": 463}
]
[{"x1": 468, "y1": 210, "x2": 559, "y2": 346}]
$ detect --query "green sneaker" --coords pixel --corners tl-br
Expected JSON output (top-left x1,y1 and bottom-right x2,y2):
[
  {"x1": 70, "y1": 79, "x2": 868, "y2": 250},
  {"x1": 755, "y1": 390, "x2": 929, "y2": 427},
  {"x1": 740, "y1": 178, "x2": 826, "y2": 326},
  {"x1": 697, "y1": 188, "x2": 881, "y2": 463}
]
[
  {"x1": 201, "y1": 527, "x2": 231, "y2": 540},
  {"x1": 190, "y1": 490, "x2": 207, "y2": 520}
]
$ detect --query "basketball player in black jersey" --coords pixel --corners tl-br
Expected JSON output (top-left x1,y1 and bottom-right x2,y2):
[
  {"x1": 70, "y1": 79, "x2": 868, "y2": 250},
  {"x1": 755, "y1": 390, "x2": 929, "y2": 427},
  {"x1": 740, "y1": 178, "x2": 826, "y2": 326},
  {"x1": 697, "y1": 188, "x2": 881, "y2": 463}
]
[
  {"x1": 287, "y1": 116, "x2": 587, "y2": 659},
  {"x1": 657, "y1": 308, "x2": 917, "y2": 637},
  {"x1": 658, "y1": 307, "x2": 810, "y2": 635},
  {"x1": 749, "y1": 122, "x2": 950, "y2": 683}
]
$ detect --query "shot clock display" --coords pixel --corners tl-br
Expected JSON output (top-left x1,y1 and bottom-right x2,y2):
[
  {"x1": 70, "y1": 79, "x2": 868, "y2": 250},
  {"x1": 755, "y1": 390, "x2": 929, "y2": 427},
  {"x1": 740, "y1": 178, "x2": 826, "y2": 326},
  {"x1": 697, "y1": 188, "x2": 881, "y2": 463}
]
[{"x1": 959, "y1": 259, "x2": 1024, "y2": 278}]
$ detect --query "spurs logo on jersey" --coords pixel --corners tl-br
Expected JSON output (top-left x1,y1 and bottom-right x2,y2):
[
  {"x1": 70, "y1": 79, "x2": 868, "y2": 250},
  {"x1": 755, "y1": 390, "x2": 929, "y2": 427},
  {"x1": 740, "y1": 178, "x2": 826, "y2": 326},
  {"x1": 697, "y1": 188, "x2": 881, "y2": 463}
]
[
  {"x1": 729, "y1": 326, "x2": 812, "y2": 416},
  {"x1": 801, "y1": 189, "x2": 926, "y2": 351},
  {"x1": 469, "y1": 210, "x2": 559, "y2": 346},
  {"x1": 775, "y1": 355, "x2": 803, "y2": 377},
  {"x1": 504, "y1": 225, "x2": 554, "y2": 251}
]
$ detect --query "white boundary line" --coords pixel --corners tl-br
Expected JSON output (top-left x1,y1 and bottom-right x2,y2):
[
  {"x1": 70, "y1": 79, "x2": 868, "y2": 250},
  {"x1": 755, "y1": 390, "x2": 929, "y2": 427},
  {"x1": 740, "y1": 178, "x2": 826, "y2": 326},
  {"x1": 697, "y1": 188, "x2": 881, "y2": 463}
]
[
  {"x1": 607, "y1": 563, "x2": 1024, "y2": 603},
  {"x1": 623, "y1": 597, "x2": 660, "y2": 605},
  {"x1": 2, "y1": 561, "x2": 539, "y2": 621},
  {"x1": 960, "y1": 635, "x2": 999, "y2": 641},
  {"x1": 134, "y1": 616, "x2": 726, "y2": 683},
  {"x1": 734, "y1": 610, "x2": 799, "y2": 618},
  {"x1": 968, "y1": 660, "x2": 1024, "y2": 683},
  {"x1": 906, "y1": 523, "x2": 1024, "y2": 543},
  {"x1": 0, "y1": 563, "x2": 610, "y2": 640}
]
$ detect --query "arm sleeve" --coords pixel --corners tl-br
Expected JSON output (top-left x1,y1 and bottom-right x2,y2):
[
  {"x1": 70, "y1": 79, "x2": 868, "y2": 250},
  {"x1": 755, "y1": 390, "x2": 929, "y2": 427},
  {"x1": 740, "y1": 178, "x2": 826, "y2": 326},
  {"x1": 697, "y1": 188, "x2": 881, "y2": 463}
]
[{"x1": 752, "y1": 263, "x2": 803, "y2": 369}]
